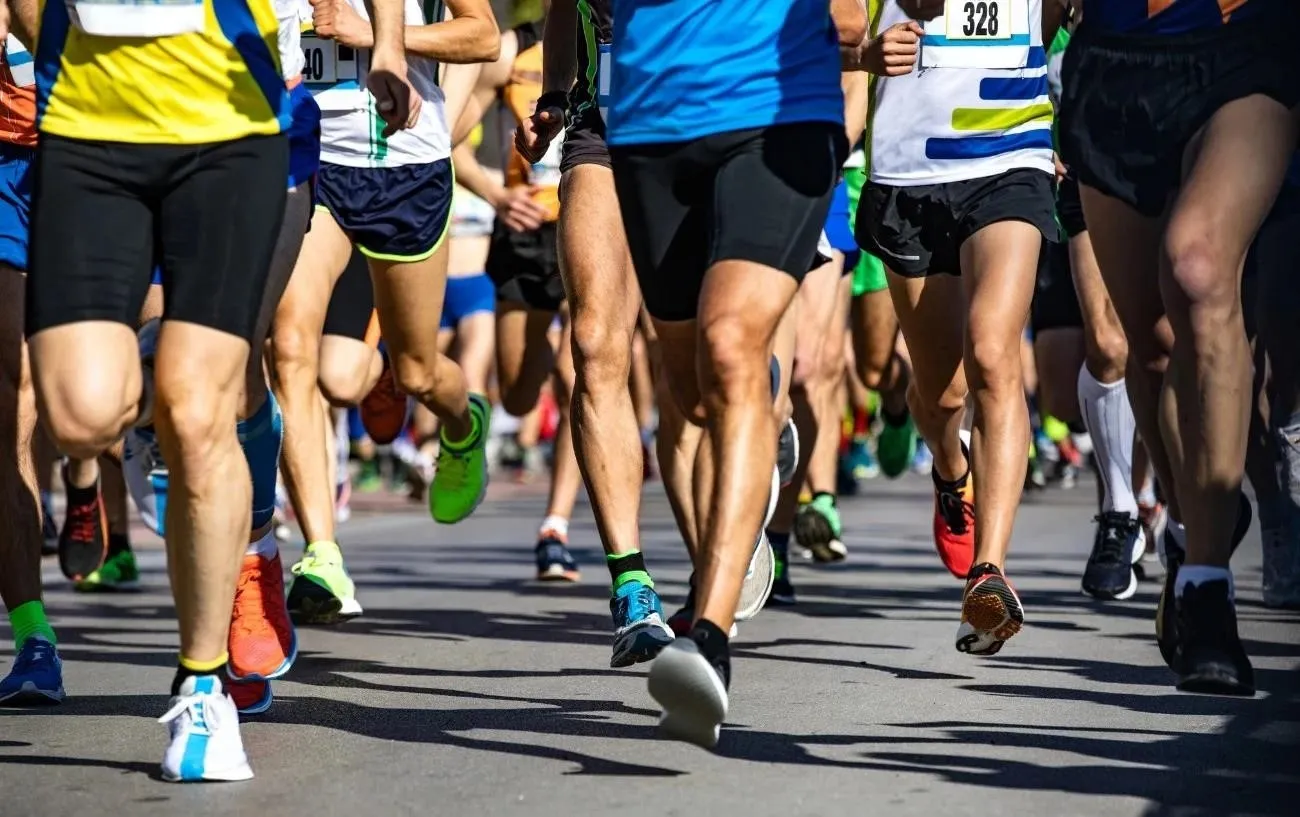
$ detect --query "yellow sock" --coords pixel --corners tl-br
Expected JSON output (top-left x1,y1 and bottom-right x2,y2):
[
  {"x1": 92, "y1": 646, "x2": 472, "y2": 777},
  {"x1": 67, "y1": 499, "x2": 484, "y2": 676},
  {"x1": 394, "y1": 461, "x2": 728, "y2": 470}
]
[{"x1": 178, "y1": 652, "x2": 229, "y2": 673}]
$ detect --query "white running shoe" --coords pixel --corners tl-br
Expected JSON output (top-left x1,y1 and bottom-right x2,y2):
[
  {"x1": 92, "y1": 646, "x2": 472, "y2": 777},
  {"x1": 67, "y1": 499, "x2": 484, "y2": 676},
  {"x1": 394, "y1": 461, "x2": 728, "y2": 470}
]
[
  {"x1": 648, "y1": 639, "x2": 728, "y2": 750},
  {"x1": 159, "y1": 675, "x2": 253, "y2": 782}
]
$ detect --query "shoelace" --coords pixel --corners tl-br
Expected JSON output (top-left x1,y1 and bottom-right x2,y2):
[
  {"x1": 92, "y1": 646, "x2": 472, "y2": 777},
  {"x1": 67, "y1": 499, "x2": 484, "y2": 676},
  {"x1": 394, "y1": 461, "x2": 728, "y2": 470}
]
[
  {"x1": 231, "y1": 564, "x2": 268, "y2": 636},
  {"x1": 65, "y1": 499, "x2": 101, "y2": 543},
  {"x1": 938, "y1": 489, "x2": 973, "y2": 534},
  {"x1": 13, "y1": 641, "x2": 54, "y2": 674},
  {"x1": 158, "y1": 690, "x2": 227, "y2": 731},
  {"x1": 617, "y1": 585, "x2": 658, "y2": 624},
  {"x1": 1092, "y1": 513, "x2": 1135, "y2": 566}
]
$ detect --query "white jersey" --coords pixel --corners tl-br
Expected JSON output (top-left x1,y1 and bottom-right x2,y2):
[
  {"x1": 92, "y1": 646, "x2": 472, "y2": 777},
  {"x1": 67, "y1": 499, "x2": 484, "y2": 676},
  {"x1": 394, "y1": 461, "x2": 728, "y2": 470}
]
[
  {"x1": 275, "y1": 0, "x2": 305, "y2": 80},
  {"x1": 868, "y1": 0, "x2": 1054, "y2": 186},
  {"x1": 302, "y1": 0, "x2": 449, "y2": 168}
]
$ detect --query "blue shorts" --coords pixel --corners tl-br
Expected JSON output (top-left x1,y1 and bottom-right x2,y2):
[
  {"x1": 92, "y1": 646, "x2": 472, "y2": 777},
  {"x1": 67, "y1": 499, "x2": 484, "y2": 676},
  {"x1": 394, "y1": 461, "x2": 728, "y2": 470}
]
[
  {"x1": 0, "y1": 142, "x2": 34, "y2": 272},
  {"x1": 823, "y1": 179, "x2": 860, "y2": 272},
  {"x1": 317, "y1": 159, "x2": 453, "y2": 261},
  {"x1": 441, "y1": 272, "x2": 495, "y2": 330}
]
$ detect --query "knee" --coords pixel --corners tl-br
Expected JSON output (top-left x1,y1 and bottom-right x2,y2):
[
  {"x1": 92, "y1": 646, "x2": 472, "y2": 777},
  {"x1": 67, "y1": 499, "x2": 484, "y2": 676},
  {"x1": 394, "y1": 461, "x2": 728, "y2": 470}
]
[
  {"x1": 271, "y1": 324, "x2": 320, "y2": 387},
  {"x1": 38, "y1": 373, "x2": 136, "y2": 459},
  {"x1": 318, "y1": 350, "x2": 378, "y2": 406},
  {"x1": 571, "y1": 314, "x2": 630, "y2": 388},
  {"x1": 1165, "y1": 230, "x2": 1239, "y2": 329},
  {"x1": 965, "y1": 329, "x2": 1024, "y2": 397},
  {"x1": 391, "y1": 350, "x2": 453, "y2": 404},
  {"x1": 153, "y1": 381, "x2": 234, "y2": 462},
  {"x1": 501, "y1": 384, "x2": 540, "y2": 418},
  {"x1": 700, "y1": 317, "x2": 768, "y2": 399}
]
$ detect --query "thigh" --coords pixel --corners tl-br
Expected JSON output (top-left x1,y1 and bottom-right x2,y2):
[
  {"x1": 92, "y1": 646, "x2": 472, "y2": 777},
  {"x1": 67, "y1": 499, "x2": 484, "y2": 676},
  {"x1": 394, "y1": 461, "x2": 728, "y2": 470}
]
[
  {"x1": 888, "y1": 271, "x2": 967, "y2": 403},
  {"x1": 792, "y1": 259, "x2": 842, "y2": 383},
  {"x1": 159, "y1": 135, "x2": 288, "y2": 342},
  {"x1": 496, "y1": 300, "x2": 556, "y2": 400},
  {"x1": 851, "y1": 286, "x2": 900, "y2": 378}
]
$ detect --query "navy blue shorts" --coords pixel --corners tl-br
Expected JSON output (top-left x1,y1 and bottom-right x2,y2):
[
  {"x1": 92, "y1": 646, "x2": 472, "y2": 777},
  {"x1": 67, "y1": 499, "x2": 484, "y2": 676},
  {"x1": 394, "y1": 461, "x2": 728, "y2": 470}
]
[
  {"x1": 440, "y1": 272, "x2": 496, "y2": 330},
  {"x1": 316, "y1": 158, "x2": 453, "y2": 261}
]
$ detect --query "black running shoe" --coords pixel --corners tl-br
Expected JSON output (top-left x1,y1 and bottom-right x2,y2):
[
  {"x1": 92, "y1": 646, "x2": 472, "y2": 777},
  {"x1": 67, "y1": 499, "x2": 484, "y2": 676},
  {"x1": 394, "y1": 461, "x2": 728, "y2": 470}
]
[
  {"x1": 1082, "y1": 511, "x2": 1142, "y2": 600},
  {"x1": 777, "y1": 419, "x2": 799, "y2": 487},
  {"x1": 58, "y1": 469, "x2": 108, "y2": 581},
  {"x1": 41, "y1": 499, "x2": 58, "y2": 557},
  {"x1": 668, "y1": 583, "x2": 695, "y2": 637},
  {"x1": 535, "y1": 533, "x2": 580, "y2": 582},
  {"x1": 1175, "y1": 579, "x2": 1255, "y2": 696}
]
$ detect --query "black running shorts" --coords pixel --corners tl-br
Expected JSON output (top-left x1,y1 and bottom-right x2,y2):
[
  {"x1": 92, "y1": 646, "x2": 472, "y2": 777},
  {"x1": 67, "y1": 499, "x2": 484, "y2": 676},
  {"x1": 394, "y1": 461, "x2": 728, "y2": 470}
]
[
  {"x1": 1031, "y1": 238, "x2": 1082, "y2": 334},
  {"x1": 26, "y1": 133, "x2": 288, "y2": 342},
  {"x1": 486, "y1": 221, "x2": 564, "y2": 312},
  {"x1": 1060, "y1": 13, "x2": 1300, "y2": 217},
  {"x1": 560, "y1": 109, "x2": 611, "y2": 174},
  {"x1": 857, "y1": 168, "x2": 1059, "y2": 278},
  {"x1": 610, "y1": 122, "x2": 844, "y2": 322},
  {"x1": 322, "y1": 247, "x2": 374, "y2": 341}
]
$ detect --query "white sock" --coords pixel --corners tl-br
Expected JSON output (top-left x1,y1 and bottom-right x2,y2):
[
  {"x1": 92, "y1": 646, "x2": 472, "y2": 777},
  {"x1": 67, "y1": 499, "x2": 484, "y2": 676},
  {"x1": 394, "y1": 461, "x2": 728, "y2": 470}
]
[
  {"x1": 540, "y1": 515, "x2": 569, "y2": 538},
  {"x1": 1077, "y1": 366, "x2": 1138, "y2": 515},
  {"x1": 1137, "y1": 477, "x2": 1157, "y2": 507},
  {"x1": 1176, "y1": 565, "x2": 1234, "y2": 601},
  {"x1": 334, "y1": 409, "x2": 350, "y2": 485},
  {"x1": 246, "y1": 529, "x2": 279, "y2": 559}
]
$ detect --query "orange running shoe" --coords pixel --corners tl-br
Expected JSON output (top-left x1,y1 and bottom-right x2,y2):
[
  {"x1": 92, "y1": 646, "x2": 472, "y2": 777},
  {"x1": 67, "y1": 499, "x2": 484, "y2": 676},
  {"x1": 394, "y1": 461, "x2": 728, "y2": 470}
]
[
  {"x1": 360, "y1": 351, "x2": 409, "y2": 445},
  {"x1": 932, "y1": 471, "x2": 975, "y2": 579},
  {"x1": 228, "y1": 678, "x2": 273, "y2": 715},
  {"x1": 955, "y1": 563, "x2": 1024, "y2": 656},
  {"x1": 228, "y1": 553, "x2": 297, "y2": 681}
]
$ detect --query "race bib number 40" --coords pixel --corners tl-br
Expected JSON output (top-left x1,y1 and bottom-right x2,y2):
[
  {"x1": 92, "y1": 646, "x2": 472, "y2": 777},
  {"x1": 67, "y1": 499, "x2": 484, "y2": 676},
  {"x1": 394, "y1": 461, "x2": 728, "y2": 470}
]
[
  {"x1": 302, "y1": 35, "x2": 359, "y2": 86},
  {"x1": 69, "y1": 0, "x2": 205, "y2": 37},
  {"x1": 946, "y1": 0, "x2": 1011, "y2": 41}
]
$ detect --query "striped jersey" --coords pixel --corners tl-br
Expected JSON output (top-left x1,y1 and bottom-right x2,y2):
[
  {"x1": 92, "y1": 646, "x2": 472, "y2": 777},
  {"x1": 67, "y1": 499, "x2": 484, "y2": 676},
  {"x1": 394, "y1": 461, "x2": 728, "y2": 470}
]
[
  {"x1": 569, "y1": 0, "x2": 612, "y2": 123},
  {"x1": 1084, "y1": 0, "x2": 1280, "y2": 35},
  {"x1": 306, "y1": 0, "x2": 449, "y2": 168},
  {"x1": 868, "y1": 0, "x2": 1053, "y2": 186},
  {"x1": 0, "y1": 37, "x2": 36, "y2": 147}
]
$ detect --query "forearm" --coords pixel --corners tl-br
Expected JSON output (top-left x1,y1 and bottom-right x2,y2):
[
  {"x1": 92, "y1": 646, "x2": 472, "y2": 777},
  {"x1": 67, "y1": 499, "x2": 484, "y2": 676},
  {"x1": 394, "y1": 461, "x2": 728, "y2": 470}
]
[
  {"x1": 6, "y1": 0, "x2": 37, "y2": 49},
  {"x1": 830, "y1": 0, "x2": 867, "y2": 47},
  {"x1": 364, "y1": 0, "x2": 404, "y2": 57},
  {"x1": 841, "y1": 70, "x2": 869, "y2": 147},
  {"x1": 404, "y1": 16, "x2": 500, "y2": 63},
  {"x1": 451, "y1": 142, "x2": 506, "y2": 206},
  {"x1": 542, "y1": 0, "x2": 578, "y2": 95}
]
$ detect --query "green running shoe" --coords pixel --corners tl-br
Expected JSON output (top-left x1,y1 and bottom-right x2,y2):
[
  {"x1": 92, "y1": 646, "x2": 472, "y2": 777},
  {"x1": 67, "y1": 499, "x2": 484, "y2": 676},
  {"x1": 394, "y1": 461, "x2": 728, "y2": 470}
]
[
  {"x1": 287, "y1": 541, "x2": 363, "y2": 625},
  {"x1": 877, "y1": 411, "x2": 919, "y2": 479},
  {"x1": 74, "y1": 549, "x2": 140, "y2": 592},
  {"x1": 794, "y1": 493, "x2": 846, "y2": 563},
  {"x1": 431, "y1": 393, "x2": 490, "y2": 524}
]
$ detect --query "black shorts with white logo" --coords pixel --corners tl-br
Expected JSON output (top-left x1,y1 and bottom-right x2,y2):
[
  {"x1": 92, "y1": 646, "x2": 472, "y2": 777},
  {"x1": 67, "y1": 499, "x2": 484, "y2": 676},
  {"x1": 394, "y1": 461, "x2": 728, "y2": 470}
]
[{"x1": 856, "y1": 168, "x2": 1059, "y2": 278}]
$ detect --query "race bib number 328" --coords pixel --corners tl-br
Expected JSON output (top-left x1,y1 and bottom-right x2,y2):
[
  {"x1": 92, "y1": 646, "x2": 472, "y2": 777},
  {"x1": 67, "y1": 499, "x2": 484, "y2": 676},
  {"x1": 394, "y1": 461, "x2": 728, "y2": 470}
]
[{"x1": 946, "y1": 0, "x2": 1011, "y2": 40}]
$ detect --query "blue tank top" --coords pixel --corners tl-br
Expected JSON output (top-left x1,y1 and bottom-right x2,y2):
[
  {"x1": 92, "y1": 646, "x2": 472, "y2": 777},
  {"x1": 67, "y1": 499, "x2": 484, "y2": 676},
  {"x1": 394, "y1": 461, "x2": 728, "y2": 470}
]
[
  {"x1": 1084, "y1": 0, "x2": 1278, "y2": 36},
  {"x1": 607, "y1": 0, "x2": 844, "y2": 145}
]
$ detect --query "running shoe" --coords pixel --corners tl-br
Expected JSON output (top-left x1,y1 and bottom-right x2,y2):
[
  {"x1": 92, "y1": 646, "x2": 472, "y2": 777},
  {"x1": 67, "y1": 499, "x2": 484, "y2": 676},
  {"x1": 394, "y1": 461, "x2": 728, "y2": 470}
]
[
  {"x1": 354, "y1": 457, "x2": 383, "y2": 493},
  {"x1": 735, "y1": 530, "x2": 775, "y2": 621},
  {"x1": 648, "y1": 638, "x2": 729, "y2": 749},
  {"x1": 75, "y1": 549, "x2": 141, "y2": 593},
  {"x1": 877, "y1": 411, "x2": 918, "y2": 479},
  {"x1": 1082, "y1": 511, "x2": 1143, "y2": 600},
  {"x1": 911, "y1": 440, "x2": 934, "y2": 475},
  {"x1": 287, "y1": 541, "x2": 363, "y2": 625},
  {"x1": 536, "y1": 531, "x2": 580, "y2": 582},
  {"x1": 359, "y1": 351, "x2": 410, "y2": 445},
  {"x1": 228, "y1": 553, "x2": 297, "y2": 681},
  {"x1": 430, "y1": 394, "x2": 490, "y2": 524},
  {"x1": 57, "y1": 467, "x2": 109, "y2": 581},
  {"x1": 668, "y1": 584, "x2": 695, "y2": 637},
  {"x1": 776, "y1": 418, "x2": 800, "y2": 487},
  {"x1": 933, "y1": 472, "x2": 975, "y2": 579},
  {"x1": 794, "y1": 493, "x2": 846, "y2": 563},
  {"x1": 1136, "y1": 498, "x2": 1165, "y2": 579},
  {"x1": 846, "y1": 437, "x2": 880, "y2": 481},
  {"x1": 1262, "y1": 524, "x2": 1300, "y2": 609},
  {"x1": 227, "y1": 678, "x2": 273, "y2": 716},
  {"x1": 768, "y1": 553, "x2": 796, "y2": 606},
  {"x1": 41, "y1": 494, "x2": 57, "y2": 556},
  {"x1": 158, "y1": 675, "x2": 253, "y2": 782},
  {"x1": 0, "y1": 636, "x2": 65, "y2": 705},
  {"x1": 610, "y1": 580, "x2": 674, "y2": 668},
  {"x1": 123, "y1": 426, "x2": 168, "y2": 537},
  {"x1": 955, "y1": 563, "x2": 1024, "y2": 656},
  {"x1": 1024, "y1": 453, "x2": 1047, "y2": 491},
  {"x1": 1176, "y1": 579, "x2": 1254, "y2": 696}
]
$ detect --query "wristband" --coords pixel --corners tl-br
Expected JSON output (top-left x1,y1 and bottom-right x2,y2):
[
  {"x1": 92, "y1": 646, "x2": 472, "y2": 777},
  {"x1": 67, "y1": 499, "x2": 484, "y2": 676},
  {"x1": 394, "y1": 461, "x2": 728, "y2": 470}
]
[{"x1": 536, "y1": 91, "x2": 570, "y2": 119}]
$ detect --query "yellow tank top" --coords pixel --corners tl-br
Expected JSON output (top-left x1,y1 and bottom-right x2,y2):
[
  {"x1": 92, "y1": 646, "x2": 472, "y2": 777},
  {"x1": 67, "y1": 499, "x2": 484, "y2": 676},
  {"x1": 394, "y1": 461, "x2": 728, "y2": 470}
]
[
  {"x1": 502, "y1": 41, "x2": 559, "y2": 222},
  {"x1": 36, "y1": 0, "x2": 288, "y2": 145}
]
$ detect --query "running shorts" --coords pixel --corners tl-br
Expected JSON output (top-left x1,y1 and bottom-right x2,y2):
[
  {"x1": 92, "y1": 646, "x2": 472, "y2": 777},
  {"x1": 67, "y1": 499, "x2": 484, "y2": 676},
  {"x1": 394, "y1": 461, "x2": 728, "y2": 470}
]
[
  {"x1": 322, "y1": 248, "x2": 374, "y2": 341},
  {"x1": 316, "y1": 159, "x2": 453, "y2": 262},
  {"x1": 1060, "y1": 13, "x2": 1300, "y2": 217},
  {"x1": 1057, "y1": 172, "x2": 1087, "y2": 239},
  {"x1": 441, "y1": 272, "x2": 496, "y2": 330},
  {"x1": 0, "y1": 142, "x2": 34, "y2": 273},
  {"x1": 27, "y1": 134, "x2": 288, "y2": 341},
  {"x1": 856, "y1": 168, "x2": 1059, "y2": 278},
  {"x1": 611, "y1": 122, "x2": 844, "y2": 322},
  {"x1": 560, "y1": 108, "x2": 611, "y2": 174},
  {"x1": 1030, "y1": 238, "x2": 1082, "y2": 334},
  {"x1": 486, "y1": 221, "x2": 564, "y2": 312},
  {"x1": 844, "y1": 166, "x2": 886, "y2": 296}
]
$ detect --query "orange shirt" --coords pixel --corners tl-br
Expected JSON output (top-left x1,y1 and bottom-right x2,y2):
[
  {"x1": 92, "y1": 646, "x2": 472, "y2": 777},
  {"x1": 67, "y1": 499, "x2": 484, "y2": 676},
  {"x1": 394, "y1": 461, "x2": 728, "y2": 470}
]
[
  {"x1": 1, "y1": 37, "x2": 37, "y2": 148},
  {"x1": 502, "y1": 39, "x2": 560, "y2": 222}
]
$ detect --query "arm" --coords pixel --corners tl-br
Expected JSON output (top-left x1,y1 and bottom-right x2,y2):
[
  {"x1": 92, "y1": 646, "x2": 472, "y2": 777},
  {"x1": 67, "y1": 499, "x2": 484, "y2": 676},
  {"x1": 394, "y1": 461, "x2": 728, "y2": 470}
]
[
  {"x1": 1042, "y1": 0, "x2": 1065, "y2": 47},
  {"x1": 841, "y1": 70, "x2": 869, "y2": 148},
  {"x1": 364, "y1": 0, "x2": 405, "y2": 60},
  {"x1": 5, "y1": 0, "x2": 37, "y2": 49},
  {"x1": 452, "y1": 141, "x2": 548, "y2": 232},
  {"x1": 447, "y1": 29, "x2": 517, "y2": 147},
  {"x1": 542, "y1": 0, "x2": 578, "y2": 95},
  {"x1": 831, "y1": 0, "x2": 867, "y2": 47},
  {"x1": 329, "y1": 0, "x2": 500, "y2": 63}
]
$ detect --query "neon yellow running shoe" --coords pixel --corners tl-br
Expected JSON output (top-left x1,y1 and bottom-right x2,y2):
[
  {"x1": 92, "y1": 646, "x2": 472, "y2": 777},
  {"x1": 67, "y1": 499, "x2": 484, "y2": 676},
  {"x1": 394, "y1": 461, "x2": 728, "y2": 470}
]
[
  {"x1": 75, "y1": 549, "x2": 140, "y2": 593},
  {"x1": 431, "y1": 394, "x2": 490, "y2": 524},
  {"x1": 287, "y1": 541, "x2": 362, "y2": 625}
]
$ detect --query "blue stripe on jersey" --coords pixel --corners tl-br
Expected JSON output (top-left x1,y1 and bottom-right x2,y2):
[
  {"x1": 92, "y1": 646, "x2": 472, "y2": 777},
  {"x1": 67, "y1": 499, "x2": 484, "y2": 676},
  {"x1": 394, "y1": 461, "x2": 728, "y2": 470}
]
[
  {"x1": 33, "y1": 0, "x2": 72, "y2": 126},
  {"x1": 921, "y1": 34, "x2": 1032, "y2": 47},
  {"x1": 979, "y1": 75, "x2": 1048, "y2": 100},
  {"x1": 213, "y1": 0, "x2": 291, "y2": 132},
  {"x1": 6, "y1": 48, "x2": 32, "y2": 68},
  {"x1": 925, "y1": 128, "x2": 1053, "y2": 160}
]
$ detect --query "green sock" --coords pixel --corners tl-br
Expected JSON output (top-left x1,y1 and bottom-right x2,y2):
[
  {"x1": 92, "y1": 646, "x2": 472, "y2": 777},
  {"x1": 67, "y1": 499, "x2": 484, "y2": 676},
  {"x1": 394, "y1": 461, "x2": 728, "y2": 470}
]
[
  {"x1": 607, "y1": 551, "x2": 652, "y2": 590},
  {"x1": 9, "y1": 601, "x2": 56, "y2": 650},
  {"x1": 443, "y1": 396, "x2": 485, "y2": 451}
]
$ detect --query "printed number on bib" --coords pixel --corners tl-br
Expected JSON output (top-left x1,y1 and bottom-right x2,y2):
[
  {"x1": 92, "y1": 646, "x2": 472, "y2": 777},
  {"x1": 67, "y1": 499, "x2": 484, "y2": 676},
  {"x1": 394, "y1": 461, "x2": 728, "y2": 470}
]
[
  {"x1": 302, "y1": 35, "x2": 359, "y2": 86},
  {"x1": 947, "y1": 0, "x2": 1010, "y2": 41},
  {"x1": 597, "y1": 43, "x2": 612, "y2": 122},
  {"x1": 68, "y1": 0, "x2": 205, "y2": 37}
]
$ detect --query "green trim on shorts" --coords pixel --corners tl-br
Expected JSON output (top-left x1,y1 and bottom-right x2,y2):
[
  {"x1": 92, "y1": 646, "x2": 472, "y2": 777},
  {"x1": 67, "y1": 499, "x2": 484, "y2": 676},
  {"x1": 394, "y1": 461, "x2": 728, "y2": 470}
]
[
  {"x1": 357, "y1": 212, "x2": 452, "y2": 263},
  {"x1": 843, "y1": 167, "x2": 887, "y2": 296}
]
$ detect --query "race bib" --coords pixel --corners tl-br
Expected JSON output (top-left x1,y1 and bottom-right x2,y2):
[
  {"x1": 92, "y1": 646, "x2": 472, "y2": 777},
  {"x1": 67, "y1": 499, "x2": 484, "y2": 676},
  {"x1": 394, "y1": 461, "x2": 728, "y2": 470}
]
[
  {"x1": 68, "y1": 0, "x2": 206, "y2": 37},
  {"x1": 597, "y1": 42, "x2": 611, "y2": 122},
  {"x1": 920, "y1": 0, "x2": 1031, "y2": 70},
  {"x1": 301, "y1": 35, "x2": 359, "y2": 86},
  {"x1": 4, "y1": 38, "x2": 34, "y2": 87}
]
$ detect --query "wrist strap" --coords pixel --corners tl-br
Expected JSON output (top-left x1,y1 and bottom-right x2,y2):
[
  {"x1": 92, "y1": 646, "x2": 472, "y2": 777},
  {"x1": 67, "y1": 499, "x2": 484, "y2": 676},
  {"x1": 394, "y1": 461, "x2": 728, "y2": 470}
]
[{"x1": 536, "y1": 90, "x2": 569, "y2": 117}]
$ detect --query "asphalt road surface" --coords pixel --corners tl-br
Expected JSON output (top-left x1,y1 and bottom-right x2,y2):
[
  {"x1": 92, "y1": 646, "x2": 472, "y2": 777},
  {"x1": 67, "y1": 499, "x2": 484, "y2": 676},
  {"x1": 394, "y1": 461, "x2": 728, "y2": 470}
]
[{"x1": 2, "y1": 474, "x2": 1297, "y2": 817}]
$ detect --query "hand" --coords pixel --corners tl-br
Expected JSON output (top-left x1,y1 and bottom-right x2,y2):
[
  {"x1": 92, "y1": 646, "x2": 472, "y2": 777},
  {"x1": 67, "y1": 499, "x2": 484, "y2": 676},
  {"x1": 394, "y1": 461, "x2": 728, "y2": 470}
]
[
  {"x1": 311, "y1": 0, "x2": 374, "y2": 48},
  {"x1": 1054, "y1": 153, "x2": 1068, "y2": 182},
  {"x1": 514, "y1": 104, "x2": 565, "y2": 164},
  {"x1": 898, "y1": 0, "x2": 945, "y2": 21},
  {"x1": 494, "y1": 186, "x2": 549, "y2": 233},
  {"x1": 860, "y1": 21, "x2": 923, "y2": 76}
]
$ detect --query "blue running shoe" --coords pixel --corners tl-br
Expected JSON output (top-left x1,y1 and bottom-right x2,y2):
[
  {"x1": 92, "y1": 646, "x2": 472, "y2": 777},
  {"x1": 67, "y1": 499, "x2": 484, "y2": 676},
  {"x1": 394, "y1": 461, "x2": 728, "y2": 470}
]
[
  {"x1": 536, "y1": 532, "x2": 581, "y2": 582},
  {"x1": 0, "y1": 636, "x2": 65, "y2": 705},
  {"x1": 610, "y1": 580, "x2": 674, "y2": 668}
]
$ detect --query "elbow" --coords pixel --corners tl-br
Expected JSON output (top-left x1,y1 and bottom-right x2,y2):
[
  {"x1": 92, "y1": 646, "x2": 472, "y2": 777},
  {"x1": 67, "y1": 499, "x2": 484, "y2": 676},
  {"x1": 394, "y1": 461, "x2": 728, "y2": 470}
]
[
  {"x1": 475, "y1": 22, "x2": 502, "y2": 62},
  {"x1": 838, "y1": 18, "x2": 867, "y2": 48}
]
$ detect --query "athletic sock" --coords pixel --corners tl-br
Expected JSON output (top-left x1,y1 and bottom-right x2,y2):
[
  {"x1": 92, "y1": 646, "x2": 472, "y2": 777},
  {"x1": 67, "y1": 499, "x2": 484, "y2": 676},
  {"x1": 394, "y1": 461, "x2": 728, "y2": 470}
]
[
  {"x1": 767, "y1": 530, "x2": 790, "y2": 563},
  {"x1": 237, "y1": 392, "x2": 284, "y2": 531},
  {"x1": 172, "y1": 653, "x2": 228, "y2": 696},
  {"x1": 442, "y1": 396, "x2": 485, "y2": 451},
  {"x1": 108, "y1": 532, "x2": 131, "y2": 557},
  {"x1": 245, "y1": 528, "x2": 279, "y2": 559},
  {"x1": 688, "y1": 619, "x2": 731, "y2": 690},
  {"x1": 811, "y1": 491, "x2": 837, "y2": 508},
  {"x1": 539, "y1": 515, "x2": 569, "y2": 539},
  {"x1": 933, "y1": 438, "x2": 971, "y2": 491},
  {"x1": 1077, "y1": 365, "x2": 1138, "y2": 515},
  {"x1": 607, "y1": 551, "x2": 652, "y2": 590},
  {"x1": 1176, "y1": 565, "x2": 1234, "y2": 601},
  {"x1": 8, "y1": 601, "x2": 56, "y2": 650},
  {"x1": 881, "y1": 406, "x2": 909, "y2": 428}
]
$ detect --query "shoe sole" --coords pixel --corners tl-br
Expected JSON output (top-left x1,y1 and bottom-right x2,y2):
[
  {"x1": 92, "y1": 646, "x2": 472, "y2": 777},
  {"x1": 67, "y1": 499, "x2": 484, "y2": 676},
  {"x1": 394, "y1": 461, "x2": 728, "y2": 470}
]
[
  {"x1": 1082, "y1": 568, "x2": 1138, "y2": 602},
  {"x1": 735, "y1": 535, "x2": 775, "y2": 622},
  {"x1": 74, "y1": 579, "x2": 142, "y2": 593},
  {"x1": 233, "y1": 683, "x2": 275, "y2": 715},
  {"x1": 956, "y1": 578, "x2": 1024, "y2": 656},
  {"x1": 795, "y1": 509, "x2": 844, "y2": 564},
  {"x1": 537, "y1": 567, "x2": 581, "y2": 582},
  {"x1": 288, "y1": 582, "x2": 363, "y2": 626},
  {"x1": 611, "y1": 622, "x2": 675, "y2": 668},
  {"x1": 648, "y1": 645, "x2": 727, "y2": 750},
  {"x1": 0, "y1": 683, "x2": 66, "y2": 706},
  {"x1": 1177, "y1": 667, "x2": 1256, "y2": 697},
  {"x1": 161, "y1": 763, "x2": 255, "y2": 783}
]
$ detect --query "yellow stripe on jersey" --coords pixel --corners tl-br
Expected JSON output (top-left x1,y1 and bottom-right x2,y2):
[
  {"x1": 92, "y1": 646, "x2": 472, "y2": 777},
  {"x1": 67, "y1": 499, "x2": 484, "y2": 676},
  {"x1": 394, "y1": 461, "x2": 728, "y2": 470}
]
[
  {"x1": 951, "y1": 103, "x2": 1053, "y2": 132},
  {"x1": 36, "y1": 0, "x2": 289, "y2": 145}
]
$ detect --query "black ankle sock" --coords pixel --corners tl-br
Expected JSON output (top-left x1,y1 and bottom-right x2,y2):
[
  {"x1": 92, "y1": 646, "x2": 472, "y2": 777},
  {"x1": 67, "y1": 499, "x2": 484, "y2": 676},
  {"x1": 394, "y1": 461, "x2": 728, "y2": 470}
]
[
  {"x1": 881, "y1": 406, "x2": 909, "y2": 428},
  {"x1": 767, "y1": 530, "x2": 790, "y2": 561},
  {"x1": 65, "y1": 480, "x2": 98, "y2": 505},
  {"x1": 932, "y1": 440, "x2": 971, "y2": 490},
  {"x1": 689, "y1": 619, "x2": 731, "y2": 689},
  {"x1": 967, "y1": 562, "x2": 1002, "y2": 581},
  {"x1": 171, "y1": 663, "x2": 221, "y2": 697},
  {"x1": 1067, "y1": 420, "x2": 1087, "y2": 435},
  {"x1": 108, "y1": 533, "x2": 131, "y2": 557},
  {"x1": 607, "y1": 551, "x2": 647, "y2": 585}
]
